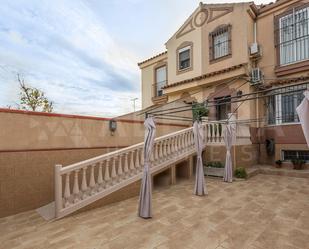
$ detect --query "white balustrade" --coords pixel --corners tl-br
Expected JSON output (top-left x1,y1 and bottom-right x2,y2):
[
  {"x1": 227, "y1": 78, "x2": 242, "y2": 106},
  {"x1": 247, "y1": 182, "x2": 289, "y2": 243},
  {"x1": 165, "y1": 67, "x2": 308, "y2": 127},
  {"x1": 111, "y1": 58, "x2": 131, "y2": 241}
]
[{"x1": 54, "y1": 124, "x2": 203, "y2": 219}]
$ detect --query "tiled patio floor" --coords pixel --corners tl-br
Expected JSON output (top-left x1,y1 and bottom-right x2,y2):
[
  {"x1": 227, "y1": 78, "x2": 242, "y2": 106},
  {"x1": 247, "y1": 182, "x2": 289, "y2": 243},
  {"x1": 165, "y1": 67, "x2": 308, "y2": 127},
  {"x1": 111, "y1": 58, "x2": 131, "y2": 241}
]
[{"x1": 1, "y1": 175, "x2": 308, "y2": 249}]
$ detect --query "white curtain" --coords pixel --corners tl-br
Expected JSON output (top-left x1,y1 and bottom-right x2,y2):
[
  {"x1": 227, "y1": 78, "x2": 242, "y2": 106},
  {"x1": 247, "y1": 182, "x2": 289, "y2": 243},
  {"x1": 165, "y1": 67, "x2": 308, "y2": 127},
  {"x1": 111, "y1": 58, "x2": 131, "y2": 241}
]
[
  {"x1": 193, "y1": 121, "x2": 207, "y2": 196},
  {"x1": 138, "y1": 117, "x2": 156, "y2": 218},
  {"x1": 223, "y1": 124, "x2": 233, "y2": 183},
  {"x1": 296, "y1": 90, "x2": 309, "y2": 147}
]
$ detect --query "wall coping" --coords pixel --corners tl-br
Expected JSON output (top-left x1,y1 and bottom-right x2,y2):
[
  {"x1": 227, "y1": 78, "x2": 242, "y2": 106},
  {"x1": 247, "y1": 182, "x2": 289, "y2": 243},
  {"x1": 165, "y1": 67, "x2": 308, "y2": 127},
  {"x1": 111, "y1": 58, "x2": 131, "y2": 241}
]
[{"x1": 0, "y1": 108, "x2": 189, "y2": 128}]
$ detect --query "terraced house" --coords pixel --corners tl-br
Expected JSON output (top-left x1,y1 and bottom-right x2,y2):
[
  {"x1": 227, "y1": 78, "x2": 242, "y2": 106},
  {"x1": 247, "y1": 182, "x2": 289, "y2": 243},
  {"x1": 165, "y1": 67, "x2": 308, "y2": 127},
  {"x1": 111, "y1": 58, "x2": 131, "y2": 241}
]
[{"x1": 139, "y1": 0, "x2": 309, "y2": 167}]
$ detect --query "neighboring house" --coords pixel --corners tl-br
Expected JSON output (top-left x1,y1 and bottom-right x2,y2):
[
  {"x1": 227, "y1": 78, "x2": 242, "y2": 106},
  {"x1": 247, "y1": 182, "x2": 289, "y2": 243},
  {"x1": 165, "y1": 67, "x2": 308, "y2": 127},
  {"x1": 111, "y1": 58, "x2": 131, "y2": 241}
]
[{"x1": 138, "y1": 0, "x2": 309, "y2": 166}]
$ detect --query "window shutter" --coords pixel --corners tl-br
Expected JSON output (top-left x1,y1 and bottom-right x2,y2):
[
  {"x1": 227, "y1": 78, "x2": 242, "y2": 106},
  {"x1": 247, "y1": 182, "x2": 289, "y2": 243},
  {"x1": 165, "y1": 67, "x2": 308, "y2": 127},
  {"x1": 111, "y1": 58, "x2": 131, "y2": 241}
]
[{"x1": 209, "y1": 33, "x2": 213, "y2": 61}]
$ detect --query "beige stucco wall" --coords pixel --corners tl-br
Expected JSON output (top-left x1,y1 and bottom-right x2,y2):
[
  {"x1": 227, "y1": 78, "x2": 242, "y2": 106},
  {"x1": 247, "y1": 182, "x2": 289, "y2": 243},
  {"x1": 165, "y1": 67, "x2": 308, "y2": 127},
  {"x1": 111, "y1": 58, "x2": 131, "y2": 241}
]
[
  {"x1": 0, "y1": 110, "x2": 186, "y2": 151},
  {"x1": 140, "y1": 53, "x2": 168, "y2": 109},
  {"x1": 0, "y1": 109, "x2": 188, "y2": 217},
  {"x1": 257, "y1": 0, "x2": 307, "y2": 81},
  {"x1": 166, "y1": 6, "x2": 203, "y2": 85},
  {"x1": 201, "y1": 3, "x2": 253, "y2": 74}
]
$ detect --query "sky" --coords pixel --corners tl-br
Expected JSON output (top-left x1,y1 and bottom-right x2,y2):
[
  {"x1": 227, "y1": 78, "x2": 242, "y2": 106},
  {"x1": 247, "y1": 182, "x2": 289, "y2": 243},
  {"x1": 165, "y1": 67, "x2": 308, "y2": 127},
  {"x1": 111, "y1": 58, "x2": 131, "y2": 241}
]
[{"x1": 0, "y1": 0, "x2": 271, "y2": 117}]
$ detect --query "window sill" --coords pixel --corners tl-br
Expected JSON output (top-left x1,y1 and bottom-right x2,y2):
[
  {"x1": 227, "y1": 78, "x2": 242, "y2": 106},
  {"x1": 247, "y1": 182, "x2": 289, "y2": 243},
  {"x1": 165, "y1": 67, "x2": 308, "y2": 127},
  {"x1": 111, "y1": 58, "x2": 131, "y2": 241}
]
[
  {"x1": 152, "y1": 95, "x2": 168, "y2": 105},
  {"x1": 177, "y1": 66, "x2": 193, "y2": 75},
  {"x1": 266, "y1": 122, "x2": 301, "y2": 127},
  {"x1": 209, "y1": 54, "x2": 232, "y2": 64},
  {"x1": 275, "y1": 60, "x2": 309, "y2": 77}
]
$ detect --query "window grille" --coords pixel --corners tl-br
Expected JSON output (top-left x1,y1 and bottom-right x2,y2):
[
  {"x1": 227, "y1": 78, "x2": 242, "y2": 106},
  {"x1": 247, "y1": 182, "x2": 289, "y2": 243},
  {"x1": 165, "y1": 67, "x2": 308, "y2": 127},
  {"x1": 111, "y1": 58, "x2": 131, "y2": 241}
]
[
  {"x1": 282, "y1": 150, "x2": 309, "y2": 161},
  {"x1": 276, "y1": 6, "x2": 309, "y2": 65},
  {"x1": 267, "y1": 82, "x2": 309, "y2": 124},
  {"x1": 209, "y1": 25, "x2": 231, "y2": 61}
]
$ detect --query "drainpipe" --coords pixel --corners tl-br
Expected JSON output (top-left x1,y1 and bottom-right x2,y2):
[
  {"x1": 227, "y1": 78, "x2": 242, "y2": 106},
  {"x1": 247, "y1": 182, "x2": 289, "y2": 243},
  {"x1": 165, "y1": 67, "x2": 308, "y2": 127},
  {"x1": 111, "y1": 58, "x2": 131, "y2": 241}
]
[{"x1": 254, "y1": 21, "x2": 257, "y2": 44}]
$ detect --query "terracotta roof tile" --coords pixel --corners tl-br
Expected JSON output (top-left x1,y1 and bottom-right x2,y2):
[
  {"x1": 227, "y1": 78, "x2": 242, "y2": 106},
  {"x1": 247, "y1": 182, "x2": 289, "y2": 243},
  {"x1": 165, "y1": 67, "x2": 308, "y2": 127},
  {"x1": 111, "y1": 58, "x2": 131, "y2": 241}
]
[
  {"x1": 138, "y1": 51, "x2": 167, "y2": 66},
  {"x1": 163, "y1": 63, "x2": 246, "y2": 90},
  {"x1": 270, "y1": 76, "x2": 309, "y2": 85}
]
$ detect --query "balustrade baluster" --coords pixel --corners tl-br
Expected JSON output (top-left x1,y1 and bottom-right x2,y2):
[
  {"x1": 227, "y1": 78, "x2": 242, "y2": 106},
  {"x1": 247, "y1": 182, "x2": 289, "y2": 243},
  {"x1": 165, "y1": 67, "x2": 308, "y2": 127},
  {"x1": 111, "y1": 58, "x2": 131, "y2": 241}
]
[
  {"x1": 124, "y1": 153, "x2": 129, "y2": 178},
  {"x1": 159, "y1": 141, "x2": 163, "y2": 162},
  {"x1": 134, "y1": 149, "x2": 140, "y2": 172},
  {"x1": 104, "y1": 160, "x2": 111, "y2": 188},
  {"x1": 154, "y1": 143, "x2": 159, "y2": 164},
  {"x1": 178, "y1": 134, "x2": 182, "y2": 152},
  {"x1": 162, "y1": 140, "x2": 167, "y2": 159},
  {"x1": 117, "y1": 155, "x2": 123, "y2": 181},
  {"x1": 170, "y1": 137, "x2": 175, "y2": 155},
  {"x1": 175, "y1": 135, "x2": 180, "y2": 155},
  {"x1": 64, "y1": 173, "x2": 71, "y2": 207},
  {"x1": 129, "y1": 151, "x2": 135, "y2": 175},
  {"x1": 81, "y1": 167, "x2": 88, "y2": 199},
  {"x1": 167, "y1": 138, "x2": 171, "y2": 158},
  {"x1": 140, "y1": 148, "x2": 144, "y2": 168},
  {"x1": 73, "y1": 170, "x2": 80, "y2": 203},
  {"x1": 89, "y1": 164, "x2": 96, "y2": 195},
  {"x1": 97, "y1": 162, "x2": 103, "y2": 191},
  {"x1": 111, "y1": 157, "x2": 117, "y2": 184}
]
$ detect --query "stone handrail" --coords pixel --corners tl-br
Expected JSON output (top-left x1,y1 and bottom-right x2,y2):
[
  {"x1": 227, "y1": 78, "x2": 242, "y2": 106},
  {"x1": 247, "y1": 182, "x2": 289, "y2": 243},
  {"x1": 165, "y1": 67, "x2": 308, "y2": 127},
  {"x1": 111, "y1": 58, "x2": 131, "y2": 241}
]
[{"x1": 54, "y1": 125, "x2": 206, "y2": 219}]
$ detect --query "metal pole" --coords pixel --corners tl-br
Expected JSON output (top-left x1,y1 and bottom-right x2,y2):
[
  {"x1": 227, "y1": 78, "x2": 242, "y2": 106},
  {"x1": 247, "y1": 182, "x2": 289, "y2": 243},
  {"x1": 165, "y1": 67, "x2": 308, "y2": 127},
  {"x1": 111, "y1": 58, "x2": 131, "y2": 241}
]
[{"x1": 131, "y1": 98, "x2": 138, "y2": 112}]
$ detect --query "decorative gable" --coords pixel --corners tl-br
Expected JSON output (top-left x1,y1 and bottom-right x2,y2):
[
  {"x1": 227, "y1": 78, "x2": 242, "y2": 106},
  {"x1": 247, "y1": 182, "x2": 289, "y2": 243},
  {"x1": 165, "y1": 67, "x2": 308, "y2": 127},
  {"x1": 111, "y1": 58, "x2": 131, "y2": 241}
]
[{"x1": 175, "y1": 5, "x2": 234, "y2": 39}]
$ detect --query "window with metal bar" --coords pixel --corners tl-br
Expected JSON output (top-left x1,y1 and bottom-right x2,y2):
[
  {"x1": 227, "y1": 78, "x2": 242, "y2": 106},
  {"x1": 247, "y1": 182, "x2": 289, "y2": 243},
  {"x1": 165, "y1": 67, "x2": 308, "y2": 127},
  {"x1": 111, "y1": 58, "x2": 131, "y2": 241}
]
[
  {"x1": 155, "y1": 66, "x2": 167, "y2": 97},
  {"x1": 282, "y1": 150, "x2": 309, "y2": 161},
  {"x1": 267, "y1": 83, "x2": 309, "y2": 125},
  {"x1": 209, "y1": 25, "x2": 231, "y2": 62},
  {"x1": 278, "y1": 6, "x2": 309, "y2": 65}
]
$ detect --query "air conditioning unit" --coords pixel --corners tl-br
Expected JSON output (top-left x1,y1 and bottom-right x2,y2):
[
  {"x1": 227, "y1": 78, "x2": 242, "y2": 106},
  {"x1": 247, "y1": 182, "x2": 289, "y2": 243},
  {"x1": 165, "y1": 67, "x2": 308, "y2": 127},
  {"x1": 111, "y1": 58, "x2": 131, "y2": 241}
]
[
  {"x1": 250, "y1": 43, "x2": 260, "y2": 55},
  {"x1": 250, "y1": 68, "x2": 263, "y2": 86}
]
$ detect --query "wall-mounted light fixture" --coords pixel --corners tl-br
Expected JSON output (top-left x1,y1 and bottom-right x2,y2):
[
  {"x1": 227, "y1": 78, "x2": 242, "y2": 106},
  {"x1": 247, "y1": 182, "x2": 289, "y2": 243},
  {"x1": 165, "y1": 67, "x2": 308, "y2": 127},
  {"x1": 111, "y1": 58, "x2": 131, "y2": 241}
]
[{"x1": 109, "y1": 119, "x2": 117, "y2": 136}]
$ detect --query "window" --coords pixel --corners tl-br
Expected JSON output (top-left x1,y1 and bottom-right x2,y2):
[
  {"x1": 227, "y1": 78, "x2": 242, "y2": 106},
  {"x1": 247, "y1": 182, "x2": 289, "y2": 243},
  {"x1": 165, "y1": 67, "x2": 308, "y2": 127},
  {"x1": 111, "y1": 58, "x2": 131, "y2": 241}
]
[
  {"x1": 209, "y1": 25, "x2": 231, "y2": 61},
  {"x1": 178, "y1": 46, "x2": 191, "y2": 71},
  {"x1": 154, "y1": 66, "x2": 167, "y2": 97},
  {"x1": 215, "y1": 96, "x2": 231, "y2": 120},
  {"x1": 277, "y1": 6, "x2": 309, "y2": 65},
  {"x1": 282, "y1": 150, "x2": 309, "y2": 162},
  {"x1": 267, "y1": 83, "x2": 309, "y2": 125}
]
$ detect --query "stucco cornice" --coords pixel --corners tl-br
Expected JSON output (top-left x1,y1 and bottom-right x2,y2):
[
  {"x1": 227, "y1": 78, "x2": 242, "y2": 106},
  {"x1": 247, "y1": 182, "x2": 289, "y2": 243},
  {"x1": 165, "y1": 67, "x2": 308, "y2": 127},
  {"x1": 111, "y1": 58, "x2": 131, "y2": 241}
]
[{"x1": 163, "y1": 63, "x2": 247, "y2": 90}]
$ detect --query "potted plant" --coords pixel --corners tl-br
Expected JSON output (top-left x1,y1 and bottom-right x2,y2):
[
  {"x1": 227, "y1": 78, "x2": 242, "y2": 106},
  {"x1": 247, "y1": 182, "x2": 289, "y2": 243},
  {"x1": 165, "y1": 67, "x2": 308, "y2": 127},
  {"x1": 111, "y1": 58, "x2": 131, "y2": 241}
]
[
  {"x1": 204, "y1": 161, "x2": 224, "y2": 177},
  {"x1": 275, "y1": 160, "x2": 282, "y2": 168},
  {"x1": 291, "y1": 158, "x2": 305, "y2": 170},
  {"x1": 234, "y1": 167, "x2": 247, "y2": 179},
  {"x1": 192, "y1": 102, "x2": 209, "y2": 122}
]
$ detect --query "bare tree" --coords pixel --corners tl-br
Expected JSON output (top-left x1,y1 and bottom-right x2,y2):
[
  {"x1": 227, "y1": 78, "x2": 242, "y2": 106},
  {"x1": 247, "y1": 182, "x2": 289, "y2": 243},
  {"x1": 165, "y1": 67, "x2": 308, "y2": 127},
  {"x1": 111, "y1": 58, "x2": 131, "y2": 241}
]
[{"x1": 18, "y1": 74, "x2": 53, "y2": 112}]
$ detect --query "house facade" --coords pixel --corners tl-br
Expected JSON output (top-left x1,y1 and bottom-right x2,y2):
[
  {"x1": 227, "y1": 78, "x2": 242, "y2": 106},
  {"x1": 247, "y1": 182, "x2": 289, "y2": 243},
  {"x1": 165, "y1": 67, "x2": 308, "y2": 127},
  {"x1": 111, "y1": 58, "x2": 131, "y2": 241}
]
[{"x1": 138, "y1": 0, "x2": 309, "y2": 166}]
